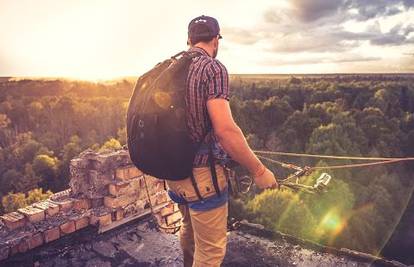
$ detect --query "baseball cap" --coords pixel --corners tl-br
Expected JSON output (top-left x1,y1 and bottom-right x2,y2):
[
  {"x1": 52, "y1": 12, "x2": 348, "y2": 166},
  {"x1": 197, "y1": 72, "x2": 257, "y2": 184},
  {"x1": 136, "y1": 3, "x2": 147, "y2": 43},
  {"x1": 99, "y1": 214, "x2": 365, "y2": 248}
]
[{"x1": 188, "y1": 15, "x2": 223, "y2": 42}]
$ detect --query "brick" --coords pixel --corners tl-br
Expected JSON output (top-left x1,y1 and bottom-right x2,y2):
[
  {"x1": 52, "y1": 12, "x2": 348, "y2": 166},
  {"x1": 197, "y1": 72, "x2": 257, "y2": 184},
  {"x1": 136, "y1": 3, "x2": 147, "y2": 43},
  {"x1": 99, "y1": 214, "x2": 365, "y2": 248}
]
[
  {"x1": 100, "y1": 213, "x2": 112, "y2": 226},
  {"x1": 104, "y1": 194, "x2": 137, "y2": 209},
  {"x1": 150, "y1": 191, "x2": 169, "y2": 206},
  {"x1": 166, "y1": 212, "x2": 182, "y2": 225},
  {"x1": 9, "y1": 232, "x2": 32, "y2": 254},
  {"x1": 153, "y1": 212, "x2": 165, "y2": 225},
  {"x1": 149, "y1": 195, "x2": 157, "y2": 206},
  {"x1": 135, "y1": 199, "x2": 147, "y2": 210},
  {"x1": 157, "y1": 191, "x2": 169, "y2": 204},
  {"x1": 90, "y1": 212, "x2": 112, "y2": 227},
  {"x1": 173, "y1": 203, "x2": 179, "y2": 212},
  {"x1": 28, "y1": 233, "x2": 44, "y2": 250},
  {"x1": 90, "y1": 197, "x2": 104, "y2": 208},
  {"x1": 49, "y1": 189, "x2": 71, "y2": 201},
  {"x1": 0, "y1": 244, "x2": 9, "y2": 261},
  {"x1": 160, "y1": 203, "x2": 175, "y2": 217},
  {"x1": 114, "y1": 209, "x2": 124, "y2": 221},
  {"x1": 50, "y1": 198, "x2": 74, "y2": 212},
  {"x1": 44, "y1": 227, "x2": 60, "y2": 243},
  {"x1": 108, "y1": 178, "x2": 141, "y2": 197},
  {"x1": 73, "y1": 198, "x2": 91, "y2": 211},
  {"x1": 74, "y1": 216, "x2": 89, "y2": 230},
  {"x1": 18, "y1": 206, "x2": 45, "y2": 223},
  {"x1": 17, "y1": 238, "x2": 29, "y2": 254},
  {"x1": 33, "y1": 200, "x2": 60, "y2": 217},
  {"x1": 115, "y1": 166, "x2": 142, "y2": 181},
  {"x1": 9, "y1": 243, "x2": 19, "y2": 256},
  {"x1": 60, "y1": 220, "x2": 76, "y2": 235},
  {"x1": 1, "y1": 212, "x2": 26, "y2": 230},
  {"x1": 142, "y1": 176, "x2": 163, "y2": 194}
]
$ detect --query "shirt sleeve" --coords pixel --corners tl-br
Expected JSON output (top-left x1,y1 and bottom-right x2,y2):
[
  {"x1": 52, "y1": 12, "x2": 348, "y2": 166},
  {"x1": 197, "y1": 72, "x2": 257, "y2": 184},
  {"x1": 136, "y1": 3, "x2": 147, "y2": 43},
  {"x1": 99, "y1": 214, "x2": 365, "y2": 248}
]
[{"x1": 206, "y1": 61, "x2": 230, "y2": 101}]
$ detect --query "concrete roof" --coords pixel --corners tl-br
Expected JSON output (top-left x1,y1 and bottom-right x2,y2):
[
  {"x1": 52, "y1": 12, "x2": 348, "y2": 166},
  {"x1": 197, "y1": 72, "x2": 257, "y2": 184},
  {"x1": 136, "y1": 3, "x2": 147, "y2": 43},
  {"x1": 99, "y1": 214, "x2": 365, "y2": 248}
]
[{"x1": 1, "y1": 216, "x2": 407, "y2": 267}]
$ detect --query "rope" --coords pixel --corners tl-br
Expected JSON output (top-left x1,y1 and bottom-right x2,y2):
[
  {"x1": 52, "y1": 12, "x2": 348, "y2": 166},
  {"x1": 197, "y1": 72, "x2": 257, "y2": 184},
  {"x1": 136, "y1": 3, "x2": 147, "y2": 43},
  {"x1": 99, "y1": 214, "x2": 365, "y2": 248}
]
[
  {"x1": 254, "y1": 150, "x2": 414, "y2": 162},
  {"x1": 257, "y1": 155, "x2": 407, "y2": 171},
  {"x1": 143, "y1": 175, "x2": 180, "y2": 234}
]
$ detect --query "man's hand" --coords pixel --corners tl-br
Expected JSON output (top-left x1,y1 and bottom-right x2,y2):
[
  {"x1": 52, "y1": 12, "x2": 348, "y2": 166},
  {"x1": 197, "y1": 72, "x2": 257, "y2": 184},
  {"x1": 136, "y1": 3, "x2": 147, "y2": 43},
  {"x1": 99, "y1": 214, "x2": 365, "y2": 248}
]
[{"x1": 253, "y1": 166, "x2": 279, "y2": 189}]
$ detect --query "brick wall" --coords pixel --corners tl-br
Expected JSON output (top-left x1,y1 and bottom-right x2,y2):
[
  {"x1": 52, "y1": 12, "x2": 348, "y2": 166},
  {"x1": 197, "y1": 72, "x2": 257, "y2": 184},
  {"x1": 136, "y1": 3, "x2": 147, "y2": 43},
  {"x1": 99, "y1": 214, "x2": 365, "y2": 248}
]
[{"x1": 0, "y1": 149, "x2": 182, "y2": 262}]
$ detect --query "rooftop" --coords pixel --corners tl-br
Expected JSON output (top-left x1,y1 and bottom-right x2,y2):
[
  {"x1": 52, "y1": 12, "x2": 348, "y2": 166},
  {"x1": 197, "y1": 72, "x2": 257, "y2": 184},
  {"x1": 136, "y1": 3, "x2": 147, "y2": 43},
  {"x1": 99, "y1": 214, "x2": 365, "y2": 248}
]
[{"x1": 1, "y1": 217, "x2": 407, "y2": 267}]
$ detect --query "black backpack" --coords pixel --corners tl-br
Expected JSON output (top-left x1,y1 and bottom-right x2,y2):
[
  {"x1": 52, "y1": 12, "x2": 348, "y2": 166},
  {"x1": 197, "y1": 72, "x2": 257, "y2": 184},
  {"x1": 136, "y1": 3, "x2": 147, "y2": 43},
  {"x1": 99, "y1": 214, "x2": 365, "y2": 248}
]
[{"x1": 126, "y1": 51, "x2": 203, "y2": 181}]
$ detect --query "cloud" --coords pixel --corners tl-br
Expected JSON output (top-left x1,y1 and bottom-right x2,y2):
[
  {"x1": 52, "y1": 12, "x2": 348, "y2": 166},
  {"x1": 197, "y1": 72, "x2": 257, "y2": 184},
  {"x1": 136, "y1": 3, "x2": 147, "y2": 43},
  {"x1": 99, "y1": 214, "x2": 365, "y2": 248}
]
[
  {"x1": 289, "y1": 0, "x2": 344, "y2": 22},
  {"x1": 223, "y1": 1, "x2": 414, "y2": 53},
  {"x1": 263, "y1": 0, "x2": 413, "y2": 25},
  {"x1": 348, "y1": 0, "x2": 401, "y2": 20}
]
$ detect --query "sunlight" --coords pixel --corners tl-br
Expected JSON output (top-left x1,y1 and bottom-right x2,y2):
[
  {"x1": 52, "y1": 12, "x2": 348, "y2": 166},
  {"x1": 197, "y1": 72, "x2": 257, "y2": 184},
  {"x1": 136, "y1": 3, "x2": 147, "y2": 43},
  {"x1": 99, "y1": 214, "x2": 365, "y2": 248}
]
[{"x1": 315, "y1": 209, "x2": 346, "y2": 240}]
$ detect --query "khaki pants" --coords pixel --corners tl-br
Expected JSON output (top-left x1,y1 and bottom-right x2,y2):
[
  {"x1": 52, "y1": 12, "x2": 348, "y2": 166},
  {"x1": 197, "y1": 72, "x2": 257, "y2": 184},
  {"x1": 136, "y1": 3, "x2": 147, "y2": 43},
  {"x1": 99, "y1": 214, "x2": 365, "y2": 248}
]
[{"x1": 167, "y1": 165, "x2": 228, "y2": 267}]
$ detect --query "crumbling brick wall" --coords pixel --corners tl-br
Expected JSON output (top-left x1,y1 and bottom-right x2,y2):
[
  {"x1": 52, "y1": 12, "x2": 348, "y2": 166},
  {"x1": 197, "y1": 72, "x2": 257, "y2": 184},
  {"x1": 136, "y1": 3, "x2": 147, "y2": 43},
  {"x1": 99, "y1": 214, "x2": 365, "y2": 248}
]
[{"x1": 0, "y1": 149, "x2": 181, "y2": 262}]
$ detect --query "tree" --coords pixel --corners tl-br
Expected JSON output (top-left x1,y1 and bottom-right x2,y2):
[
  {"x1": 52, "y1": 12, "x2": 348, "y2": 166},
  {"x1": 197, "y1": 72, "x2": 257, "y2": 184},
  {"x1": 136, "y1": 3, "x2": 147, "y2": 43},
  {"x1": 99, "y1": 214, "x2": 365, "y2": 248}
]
[
  {"x1": 26, "y1": 188, "x2": 52, "y2": 205},
  {"x1": 247, "y1": 190, "x2": 317, "y2": 239},
  {"x1": 117, "y1": 127, "x2": 127, "y2": 146},
  {"x1": 2, "y1": 192, "x2": 27, "y2": 213},
  {"x1": 306, "y1": 123, "x2": 361, "y2": 156},
  {"x1": 99, "y1": 138, "x2": 121, "y2": 152},
  {"x1": 33, "y1": 154, "x2": 59, "y2": 191}
]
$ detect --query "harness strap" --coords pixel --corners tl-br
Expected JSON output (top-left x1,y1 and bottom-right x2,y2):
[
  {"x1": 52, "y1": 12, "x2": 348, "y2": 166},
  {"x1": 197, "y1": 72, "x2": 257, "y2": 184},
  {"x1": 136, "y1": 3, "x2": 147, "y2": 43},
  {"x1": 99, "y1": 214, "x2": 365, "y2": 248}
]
[
  {"x1": 208, "y1": 137, "x2": 221, "y2": 197},
  {"x1": 190, "y1": 171, "x2": 204, "y2": 201}
]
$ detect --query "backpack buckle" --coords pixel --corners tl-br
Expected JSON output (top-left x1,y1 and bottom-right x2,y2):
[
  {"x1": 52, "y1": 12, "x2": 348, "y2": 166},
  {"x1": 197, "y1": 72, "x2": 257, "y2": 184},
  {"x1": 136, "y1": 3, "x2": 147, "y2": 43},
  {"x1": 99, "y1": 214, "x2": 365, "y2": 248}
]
[{"x1": 138, "y1": 119, "x2": 144, "y2": 128}]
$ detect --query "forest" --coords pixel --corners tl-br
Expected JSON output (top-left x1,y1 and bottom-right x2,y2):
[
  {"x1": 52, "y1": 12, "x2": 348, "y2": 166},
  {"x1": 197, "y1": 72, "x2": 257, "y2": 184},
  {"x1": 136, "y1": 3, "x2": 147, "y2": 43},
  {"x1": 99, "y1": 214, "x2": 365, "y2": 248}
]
[{"x1": 0, "y1": 74, "x2": 413, "y2": 263}]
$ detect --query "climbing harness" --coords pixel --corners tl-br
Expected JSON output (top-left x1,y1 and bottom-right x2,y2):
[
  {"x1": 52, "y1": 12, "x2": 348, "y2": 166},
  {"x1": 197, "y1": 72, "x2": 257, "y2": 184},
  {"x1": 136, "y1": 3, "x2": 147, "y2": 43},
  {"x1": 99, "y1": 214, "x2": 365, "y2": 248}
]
[{"x1": 228, "y1": 160, "x2": 332, "y2": 196}]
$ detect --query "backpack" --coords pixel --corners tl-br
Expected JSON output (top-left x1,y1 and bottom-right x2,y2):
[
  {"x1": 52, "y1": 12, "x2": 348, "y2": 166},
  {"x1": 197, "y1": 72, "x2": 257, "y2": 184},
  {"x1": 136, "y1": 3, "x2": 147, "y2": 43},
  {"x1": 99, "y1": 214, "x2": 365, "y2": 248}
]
[{"x1": 126, "y1": 51, "x2": 203, "y2": 181}]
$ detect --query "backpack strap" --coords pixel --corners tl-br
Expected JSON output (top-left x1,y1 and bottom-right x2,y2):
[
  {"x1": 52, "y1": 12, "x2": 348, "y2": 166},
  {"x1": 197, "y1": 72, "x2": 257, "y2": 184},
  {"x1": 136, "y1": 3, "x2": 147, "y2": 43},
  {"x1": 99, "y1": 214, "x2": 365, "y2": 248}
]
[
  {"x1": 171, "y1": 50, "x2": 203, "y2": 61},
  {"x1": 182, "y1": 49, "x2": 216, "y2": 201}
]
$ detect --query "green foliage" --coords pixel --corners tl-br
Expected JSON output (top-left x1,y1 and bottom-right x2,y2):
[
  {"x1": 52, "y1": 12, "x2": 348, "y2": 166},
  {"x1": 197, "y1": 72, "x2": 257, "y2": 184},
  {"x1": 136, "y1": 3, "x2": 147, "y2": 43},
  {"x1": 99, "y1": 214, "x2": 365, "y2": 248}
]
[
  {"x1": 99, "y1": 138, "x2": 122, "y2": 152},
  {"x1": 228, "y1": 75, "x2": 414, "y2": 255},
  {"x1": 247, "y1": 189, "x2": 317, "y2": 239},
  {"x1": 1, "y1": 188, "x2": 52, "y2": 213},
  {"x1": 32, "y1": 154, "x2": 60, "y2": 191},
  {"x1": 26, "y1": 188, "x2": 53, "y2": 205},
  {"x1": 33, "y1": 154, "x2": 59, "y2": 177},
  {"x1": 2, "y1": 192, "x2": 27, "y2": 213},
  {"x1": 0, "y1": 76, "x2": 413, "y2": 256}
]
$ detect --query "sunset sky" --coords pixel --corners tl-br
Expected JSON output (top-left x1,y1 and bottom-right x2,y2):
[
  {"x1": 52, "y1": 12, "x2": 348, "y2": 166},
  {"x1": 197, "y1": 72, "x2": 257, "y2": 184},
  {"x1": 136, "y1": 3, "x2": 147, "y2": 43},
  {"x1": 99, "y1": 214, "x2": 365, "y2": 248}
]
[{"x1": 1, "y1": 0, "x2": 413, "y2": 80}]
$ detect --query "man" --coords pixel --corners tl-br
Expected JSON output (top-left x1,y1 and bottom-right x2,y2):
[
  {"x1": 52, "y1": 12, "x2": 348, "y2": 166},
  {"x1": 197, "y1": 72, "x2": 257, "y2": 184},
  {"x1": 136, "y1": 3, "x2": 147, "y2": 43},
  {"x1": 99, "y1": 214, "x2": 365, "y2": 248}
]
[{"x1": 166, "y1": 15, "x2": 278, "y2": 267}]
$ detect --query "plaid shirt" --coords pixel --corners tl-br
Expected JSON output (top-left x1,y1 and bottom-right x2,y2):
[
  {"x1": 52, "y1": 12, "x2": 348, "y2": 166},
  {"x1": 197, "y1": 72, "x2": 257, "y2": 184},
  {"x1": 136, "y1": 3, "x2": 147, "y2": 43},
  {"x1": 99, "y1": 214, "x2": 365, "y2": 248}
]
[{"x1": 186, "y1": 46, "x2": 231, "y2": 167}]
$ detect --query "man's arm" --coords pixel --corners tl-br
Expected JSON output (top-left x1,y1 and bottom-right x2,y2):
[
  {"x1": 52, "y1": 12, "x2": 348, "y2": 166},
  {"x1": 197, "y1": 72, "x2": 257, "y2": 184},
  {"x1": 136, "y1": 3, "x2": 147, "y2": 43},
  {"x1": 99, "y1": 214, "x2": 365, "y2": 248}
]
[{"x1": 207, "y1": 98, "x2": 278, "y2": 189}]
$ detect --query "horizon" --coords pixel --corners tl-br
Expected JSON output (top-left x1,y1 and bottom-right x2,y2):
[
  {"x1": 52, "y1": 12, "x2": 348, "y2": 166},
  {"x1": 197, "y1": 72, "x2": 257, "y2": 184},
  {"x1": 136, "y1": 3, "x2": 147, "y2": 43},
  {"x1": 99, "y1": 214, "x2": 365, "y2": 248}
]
[
  {"x1": 1, "y1": 72, "x2": 413, "y2": 83},
  {"x1": 1, "y1": 1, "x2": 413, "y2": 80}
]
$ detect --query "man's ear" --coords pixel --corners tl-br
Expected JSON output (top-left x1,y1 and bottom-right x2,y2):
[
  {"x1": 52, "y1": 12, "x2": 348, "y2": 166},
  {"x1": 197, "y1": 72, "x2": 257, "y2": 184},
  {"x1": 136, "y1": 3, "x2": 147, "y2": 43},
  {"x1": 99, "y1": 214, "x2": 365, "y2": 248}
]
[
  {"x1": 213, "y1": 37, "x2": 219, "y2": 48},
  {"x1": 187, "y1": 38, "x2": 192, "y2": 46}
]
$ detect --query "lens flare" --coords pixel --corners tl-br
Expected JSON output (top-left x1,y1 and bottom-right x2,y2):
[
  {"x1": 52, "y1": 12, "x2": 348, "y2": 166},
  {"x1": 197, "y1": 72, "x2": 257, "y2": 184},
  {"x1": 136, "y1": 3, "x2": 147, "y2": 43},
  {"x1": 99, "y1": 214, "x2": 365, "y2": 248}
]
[
  {"x1": 321, "y1": 212, "x2": 343, "y2": 233},
  {"x1": 315, "y1": 209, "x2": 346, "y2": 243}
]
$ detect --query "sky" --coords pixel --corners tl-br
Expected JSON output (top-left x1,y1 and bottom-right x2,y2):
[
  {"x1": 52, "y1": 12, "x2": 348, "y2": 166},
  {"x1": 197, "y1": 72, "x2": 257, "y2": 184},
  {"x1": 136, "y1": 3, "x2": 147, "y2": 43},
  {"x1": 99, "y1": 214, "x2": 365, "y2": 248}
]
[{"x1": 0, "y1": 0, "x2": 413, "y2": 80}]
